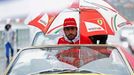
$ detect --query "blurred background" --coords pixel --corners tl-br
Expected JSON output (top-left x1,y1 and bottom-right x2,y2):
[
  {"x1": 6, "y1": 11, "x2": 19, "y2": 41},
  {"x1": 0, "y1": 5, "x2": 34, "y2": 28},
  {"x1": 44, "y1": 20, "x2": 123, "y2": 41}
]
[
  {"x1": 106, "y1": 0, "x2": 134, "y2": 23},
  {"x1": 0, "y1": 0, "x2": 134, "y2": 75}
]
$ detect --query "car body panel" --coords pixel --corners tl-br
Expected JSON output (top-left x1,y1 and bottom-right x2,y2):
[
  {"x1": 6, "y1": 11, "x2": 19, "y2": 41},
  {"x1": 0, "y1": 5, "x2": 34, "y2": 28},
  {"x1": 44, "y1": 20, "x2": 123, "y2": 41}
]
[{"x1": 4, "y1": 44, "x2": 134, "y2": 75}]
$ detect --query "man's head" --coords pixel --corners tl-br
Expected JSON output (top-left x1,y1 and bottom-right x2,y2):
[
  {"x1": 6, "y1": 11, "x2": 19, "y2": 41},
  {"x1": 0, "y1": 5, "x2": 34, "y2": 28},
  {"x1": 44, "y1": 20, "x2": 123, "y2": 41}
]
[
  {"x1": 5, "y1": 24, "x2": 11, "y2": 31},
  {"x1": 63, "y1": 18, "x2": 77, "y2": 41}
]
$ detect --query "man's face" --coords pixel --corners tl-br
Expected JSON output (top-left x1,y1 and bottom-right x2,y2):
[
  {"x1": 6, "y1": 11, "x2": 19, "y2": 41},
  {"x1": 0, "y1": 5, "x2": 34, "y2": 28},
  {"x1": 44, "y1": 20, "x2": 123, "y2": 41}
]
[{"x1": 64, "y1": 27, "x2": 77, "y2": 40}]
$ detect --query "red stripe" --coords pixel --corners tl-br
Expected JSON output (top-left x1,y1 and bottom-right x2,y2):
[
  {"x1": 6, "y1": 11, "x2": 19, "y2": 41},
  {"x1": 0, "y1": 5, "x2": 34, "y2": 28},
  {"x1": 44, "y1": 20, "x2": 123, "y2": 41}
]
[{"x1": 29, "y1": 13, "x2": 47, "y2": 32}]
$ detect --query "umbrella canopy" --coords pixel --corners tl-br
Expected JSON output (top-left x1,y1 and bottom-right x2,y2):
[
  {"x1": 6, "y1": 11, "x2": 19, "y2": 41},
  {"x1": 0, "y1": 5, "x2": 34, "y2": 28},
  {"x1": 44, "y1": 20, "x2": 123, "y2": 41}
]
[
  {"x1": 25, "y1": 0, "x2": 131, "y2": 36},
  {"x1": 45, "y1": 9, "x2": 130, "y2": 36},
  {"x1": 80, "y1": 8, "x2": 114, "y2": 36}
]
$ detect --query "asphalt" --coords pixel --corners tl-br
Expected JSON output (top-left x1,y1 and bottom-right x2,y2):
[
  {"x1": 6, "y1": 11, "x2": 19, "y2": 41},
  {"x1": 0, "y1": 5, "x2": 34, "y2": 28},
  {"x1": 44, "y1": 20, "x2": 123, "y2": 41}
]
[
  {"x1": 0, "y1": 48, "x2": 6, "y2": 75},
  {"x1": 0, "y1": 47, "x2": 18, "y2": 75}
]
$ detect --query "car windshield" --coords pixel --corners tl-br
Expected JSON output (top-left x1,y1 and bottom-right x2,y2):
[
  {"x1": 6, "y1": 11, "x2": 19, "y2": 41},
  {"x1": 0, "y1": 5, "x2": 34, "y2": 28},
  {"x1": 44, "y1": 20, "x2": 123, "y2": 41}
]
[{"x1": 7, "y1": 45, "x2": 130, "y2": 75}]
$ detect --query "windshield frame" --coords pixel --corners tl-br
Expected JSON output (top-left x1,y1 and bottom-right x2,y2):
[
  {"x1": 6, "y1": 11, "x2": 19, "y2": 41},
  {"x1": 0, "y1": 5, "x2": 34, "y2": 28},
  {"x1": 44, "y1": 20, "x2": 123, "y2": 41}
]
[{"x1": 5, "y1": 44, "x2": 132, "y2": 75}]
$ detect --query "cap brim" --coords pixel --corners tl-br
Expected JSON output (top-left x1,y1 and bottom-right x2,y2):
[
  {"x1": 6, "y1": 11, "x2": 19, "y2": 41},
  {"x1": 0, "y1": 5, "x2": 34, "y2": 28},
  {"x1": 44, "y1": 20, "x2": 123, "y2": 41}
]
[{"x1": 64, "y1": 25, "x2": 77, "y2": 27}]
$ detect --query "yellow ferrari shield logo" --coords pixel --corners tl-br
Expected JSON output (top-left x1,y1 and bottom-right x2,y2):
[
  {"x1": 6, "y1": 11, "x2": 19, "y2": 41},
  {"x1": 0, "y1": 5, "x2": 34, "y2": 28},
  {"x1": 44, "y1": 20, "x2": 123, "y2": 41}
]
[{"x1": 97, "y1": 19, "x2": 103, "y2": 25}]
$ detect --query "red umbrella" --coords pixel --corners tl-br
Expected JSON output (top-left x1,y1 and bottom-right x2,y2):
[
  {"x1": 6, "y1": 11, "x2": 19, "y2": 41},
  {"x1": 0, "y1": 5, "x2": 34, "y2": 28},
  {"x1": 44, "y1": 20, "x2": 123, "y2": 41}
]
[
  {"x1": 25, "y1": 0, "x2": 131, "y2": 36},
  {"x1": 24, "y1": 0, "x2": 132, "y2": 67}
]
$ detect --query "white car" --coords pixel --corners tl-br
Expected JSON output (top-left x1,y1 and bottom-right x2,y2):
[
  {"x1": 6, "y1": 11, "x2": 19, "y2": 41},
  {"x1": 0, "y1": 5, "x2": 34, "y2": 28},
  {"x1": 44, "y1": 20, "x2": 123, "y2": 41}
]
[{"x1": 4, "y1": 44, "x2": 134, "y2": 75}]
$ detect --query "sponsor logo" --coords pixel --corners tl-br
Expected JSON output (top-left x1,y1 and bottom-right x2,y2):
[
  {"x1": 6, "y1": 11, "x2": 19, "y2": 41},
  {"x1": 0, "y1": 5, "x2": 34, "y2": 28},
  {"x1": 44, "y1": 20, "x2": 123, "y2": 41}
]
[
  {"x1": 97, "y1": 19, "x2": 103, "y2": 25},
  {"x1": 88, "y1": 27, "x2": 101, "y2": 31}
]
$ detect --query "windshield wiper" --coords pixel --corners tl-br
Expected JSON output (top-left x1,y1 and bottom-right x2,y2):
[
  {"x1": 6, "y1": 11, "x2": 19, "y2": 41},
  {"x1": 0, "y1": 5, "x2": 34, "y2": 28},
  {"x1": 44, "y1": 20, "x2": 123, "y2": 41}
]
[
  {"x1": 32, "y1": 69, "x2": 102, "y2": 74},
  {"x1": 79, "y1": 70, "x2": 101, "y2": 74},
  {"x1": 39, "y1": 69, "x2": 75, "y2": 74},
  {"x1": 59, "y1": 70, "x2": 102, "y2": 74}
]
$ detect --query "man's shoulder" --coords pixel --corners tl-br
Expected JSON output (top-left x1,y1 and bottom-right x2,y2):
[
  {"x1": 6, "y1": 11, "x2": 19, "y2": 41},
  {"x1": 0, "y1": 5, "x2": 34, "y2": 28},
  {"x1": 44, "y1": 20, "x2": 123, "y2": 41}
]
[
  {"x1": 58, "y1": 37, "x2": 65, "y2": 41},
  {"x1": 58, "y1": 37, "x2": 67, "y2": 44}
]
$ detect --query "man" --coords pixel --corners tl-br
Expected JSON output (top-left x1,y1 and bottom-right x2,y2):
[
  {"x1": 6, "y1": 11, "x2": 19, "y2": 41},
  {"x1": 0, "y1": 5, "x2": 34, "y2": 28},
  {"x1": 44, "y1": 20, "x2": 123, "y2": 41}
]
[
  {"x1": 57, "y1": 18, "x2": 92, "y2": 67},
  {"x1": 2, "y1": 24, "x2": 15, "y2": 65},
  {"x1": 58, "y1": 18, "x2": 92, "y2": 44}
]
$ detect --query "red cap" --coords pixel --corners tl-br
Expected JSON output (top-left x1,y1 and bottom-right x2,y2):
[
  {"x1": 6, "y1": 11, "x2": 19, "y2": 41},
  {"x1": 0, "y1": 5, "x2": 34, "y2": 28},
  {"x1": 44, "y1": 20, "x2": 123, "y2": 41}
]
[{"x1": 63, "y1": 18, "x2": 77, "y2": 27}]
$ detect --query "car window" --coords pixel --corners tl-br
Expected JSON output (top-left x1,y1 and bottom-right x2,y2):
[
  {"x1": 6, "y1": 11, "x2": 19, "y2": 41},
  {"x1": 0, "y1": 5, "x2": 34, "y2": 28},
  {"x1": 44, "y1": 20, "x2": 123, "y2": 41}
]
[
  {"x1": 32, "y1": 32, "x2": 60, "y2": 46},
  {"x1": 7, "y1": 45, "x2": 131, "y2": 75},
  {"x1": 32, "y1": 32, "x2": 45, "y2": 46}
]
